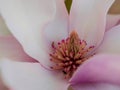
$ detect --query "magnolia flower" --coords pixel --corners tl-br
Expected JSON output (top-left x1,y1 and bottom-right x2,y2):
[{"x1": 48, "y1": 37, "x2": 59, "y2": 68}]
[{"x1": 0, "y1": 0, "x2": 120, "y2": 90}]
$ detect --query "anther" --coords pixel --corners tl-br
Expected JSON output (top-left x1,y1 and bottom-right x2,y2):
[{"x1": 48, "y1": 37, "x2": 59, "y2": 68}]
[{"x1": 50, "y1": 30, "x2": 95, "y2": 78}]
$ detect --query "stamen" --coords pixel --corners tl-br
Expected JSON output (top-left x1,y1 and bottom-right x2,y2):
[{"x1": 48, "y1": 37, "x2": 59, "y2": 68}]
[{"x1": 50, "y1": 30, "x2": 95, "y2": 78}]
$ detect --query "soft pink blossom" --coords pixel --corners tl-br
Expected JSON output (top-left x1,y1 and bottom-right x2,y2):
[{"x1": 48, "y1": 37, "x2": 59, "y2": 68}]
[{"x1": 0, "y1": 0, "x2": 120, "y2": 90}]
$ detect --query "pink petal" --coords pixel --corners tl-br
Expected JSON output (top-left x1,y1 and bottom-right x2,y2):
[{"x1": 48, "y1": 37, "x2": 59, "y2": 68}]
[
  {"x1": 0, "y1": 36, "x2": 36, "y2": 62},
  {"x1": 0, "y1": 16, "x2": 11, "y2": 36},
  {"x1": 1, "y1": 59, "x2": 69, "y2": 90},
  {"x1": 97, "y1": 25, "x2": 120, "y2": 54},
  {"x1": 69, "y1": 0, "x2": 115, "y2": 46},
  {"x1": 0, "y1": 0, "x2": 68, "y2": 67},
  {"x1": 70, "y1": 54, "x2": 120, "y2": 85},
  {"x1": 71, "y1": 83, "x2": 120, "y2": 90},
  {"x1": 106, "y1": 14, "x2": 120, "y2": 31}
]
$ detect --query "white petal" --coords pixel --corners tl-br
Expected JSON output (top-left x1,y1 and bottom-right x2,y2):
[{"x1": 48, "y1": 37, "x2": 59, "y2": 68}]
[
  {"x1": 1, "y1": 59, "x2": 69, "y2": 90},
  {"x1": 97, "y1": 25, "x2": 120, "y2": 54},
  {"x1": 0, "y1": 0, "x2": 68, "y2": 66},
  {"x1": 69, "y1": 0, "x2": 115, "y2": 46},
  {"x1": 43, "y1": 0, "x2": 68, "y2": 43},
  {"x1": 106, "y1": 14, "x2": 120, "y2": 31},
  {"x1": 0, "y1": 36, "x2": 36, "y2": 62},
  {"x1": 0, "y1": 15, "x2": 11, "y2": 36}
]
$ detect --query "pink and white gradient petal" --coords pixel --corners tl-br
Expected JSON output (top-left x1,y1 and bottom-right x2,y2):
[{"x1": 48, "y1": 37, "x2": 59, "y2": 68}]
[
  {"x1": 70, "y1": 54, "x2": 120, "y2": 86},
  {"x1": 106, "y1": 14, "x2": 120, "y2": 31},
  {"x1": 0, "y1": 36, "x2": 36, "y2": 62},
  {"x1": 69, "y1": 0, "x2": 115, "y2": 46},
  {"x1": 0, "y1": 0, "x2": 68, "y2": 67},
  {"x1": 97, "y1": 25, "x2": 120, "y2": 54},
  {"x1": 0, "y1": 59, "x2": 69, "y2": 90}
]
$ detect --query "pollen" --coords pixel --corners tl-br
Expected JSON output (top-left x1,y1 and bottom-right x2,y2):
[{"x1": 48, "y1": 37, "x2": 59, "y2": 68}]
[{"x1": 50, "y1": 31, "x2": 95, "y2": 79}]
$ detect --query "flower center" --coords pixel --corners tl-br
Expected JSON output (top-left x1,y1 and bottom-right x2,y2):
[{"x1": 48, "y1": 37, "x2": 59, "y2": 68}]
[{"x1": 50, "y1": 31, "x2": 95, "y2": 78}]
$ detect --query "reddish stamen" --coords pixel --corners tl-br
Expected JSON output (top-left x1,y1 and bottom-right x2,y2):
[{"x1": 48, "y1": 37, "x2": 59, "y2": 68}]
[{"x1": 50, "y1": 30, "x2": 95, "y2": 78}]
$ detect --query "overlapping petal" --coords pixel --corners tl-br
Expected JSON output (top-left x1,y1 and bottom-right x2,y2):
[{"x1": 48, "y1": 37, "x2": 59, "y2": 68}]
[
  {"x1": 97, "y1": 25, "x2": 120, "y2": 54},
  {"x1": 0, "y1": 34, "x2": 36, "y2": 89},
  {"x1": 106, "y1": 14, "x2": 120, "y2": 31},
  {"x1": 0, "y1": 0, "x2": 68, "y2": 67},
  {"x1": 0, "y1": 36, "x2": 36, "y2": 62},
  {"x1": 69, "y1": 0, "x2": 115, "y2": 46},
  {"x1": 0, "y1": 59, "x2": 69, "y2": 90},
  {"x1": 70, "y1": 54, "x2": 120, "y2": 85},
  {"x1": 0, "y1": 1, "x2": 120, "y2": 90}
]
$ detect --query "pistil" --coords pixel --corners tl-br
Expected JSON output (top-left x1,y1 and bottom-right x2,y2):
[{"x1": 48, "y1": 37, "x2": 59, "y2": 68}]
[{"x1": 50, "y1": 30, "x2": 95, "y2": 78}]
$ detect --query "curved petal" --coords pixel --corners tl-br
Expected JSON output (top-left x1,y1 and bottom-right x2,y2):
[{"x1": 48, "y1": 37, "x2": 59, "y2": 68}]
[
  {"x1": 1, "y1": 59, "x2": 69, "y2": 90},
  {"x1": 0, "y1": 36, "x2": 36, "y2": 62},
  {"x1": 43, "y1": 0, "x2": 68, "y2": 44},
  {"x1": 0, "y1": 15, "x2": 11, "y2": 36},
  {"x1": 69, "y1": 0, "x2": 115, "y2": 46},
  {"x1": 97, "y1": 25, "x2": 120, "y2": 54},
  {"x1": 71, "y1": 83, "x2": 120, "y2": 90},
  {"x1": 106, "y1": 14, "x2": 120, "y2": 31},
  {"x1": 0, "y1": 0, "x2": 68, "y2": 67},
  {"x1": 70, "y1": 54, "x2": 120, "y2": 85}
]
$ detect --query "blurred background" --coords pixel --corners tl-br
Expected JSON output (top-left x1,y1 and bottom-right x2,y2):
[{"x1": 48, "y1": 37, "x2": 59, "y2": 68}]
[{"x1": 108, "y1": 0, "x2": 120, "y2": 14}]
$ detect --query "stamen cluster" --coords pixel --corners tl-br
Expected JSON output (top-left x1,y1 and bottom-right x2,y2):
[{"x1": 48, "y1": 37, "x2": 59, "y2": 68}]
[{"x1": 50, "y1": 31, "x2": 95, "y2": 78}]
